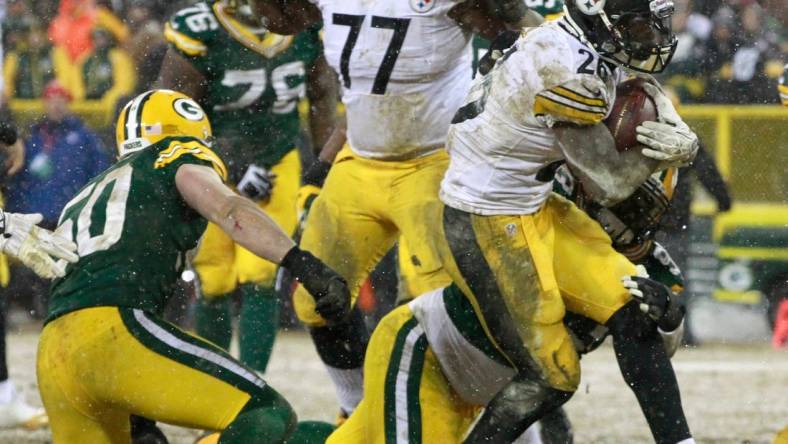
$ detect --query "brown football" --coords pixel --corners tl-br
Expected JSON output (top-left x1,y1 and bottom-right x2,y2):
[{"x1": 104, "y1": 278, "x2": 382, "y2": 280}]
[{"x1": 604, "y1": 78, "x2": 658, "y2": 152}]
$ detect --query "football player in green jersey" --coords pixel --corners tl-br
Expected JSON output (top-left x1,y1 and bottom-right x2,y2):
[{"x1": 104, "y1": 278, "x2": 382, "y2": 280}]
[
  {"x1": 157, "y1": 0, "x2": 338, "y2": 374},
  {"x1": 36, "y1": 89, "x2": 349, "y2": 443}
]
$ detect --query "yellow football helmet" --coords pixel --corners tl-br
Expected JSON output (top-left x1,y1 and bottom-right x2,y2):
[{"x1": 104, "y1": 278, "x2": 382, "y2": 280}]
[{"x1": 115, "y1": 89, "x2": 212, "y2": 157}]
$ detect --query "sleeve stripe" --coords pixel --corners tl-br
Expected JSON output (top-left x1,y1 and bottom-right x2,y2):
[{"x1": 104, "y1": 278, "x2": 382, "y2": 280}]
[
  {"x1": 551, "y1": 86, "x2": 607, "y2": 107},
  {"x1": 536, "y1": 91, "x2": 607, "y2": 115},
  {"x1": 164, "y1": 22, "x2": 207, "y2": 56},
  {"x1": 534, "y1": 95, "x2": 606, "y2": 125},
  {"x1": 538, "y1": 89, "x2": 607, "y2": 113},
  {"x1": 155, "y1": 141, "x2": 228, "y2": 182}
]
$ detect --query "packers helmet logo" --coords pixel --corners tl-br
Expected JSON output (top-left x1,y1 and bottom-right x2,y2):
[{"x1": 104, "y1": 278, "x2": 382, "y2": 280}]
[{"x1": 173, "y1": 98, "x2": 206, "y2": 121}]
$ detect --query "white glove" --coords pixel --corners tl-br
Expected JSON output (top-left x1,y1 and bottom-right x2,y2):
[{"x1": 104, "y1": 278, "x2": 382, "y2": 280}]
[
  {"x1": 637, "y1": 83, "x2": 698, "y2": 168},
  {"x1": 237, "y1": 164, "x2": 276, "y2": 201},
  {"x1": 0, "y1": 211, "x2": 78, "y2": 279}
]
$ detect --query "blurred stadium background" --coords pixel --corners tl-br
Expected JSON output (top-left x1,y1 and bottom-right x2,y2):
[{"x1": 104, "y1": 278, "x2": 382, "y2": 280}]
[{"x1": 0, "y1": 0, "x2": 784, "y2": 442}]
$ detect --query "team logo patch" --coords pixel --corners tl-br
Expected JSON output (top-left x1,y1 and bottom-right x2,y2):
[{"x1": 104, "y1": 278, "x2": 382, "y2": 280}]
[
  {"x1": 576, "y1": 0, "x2": 605, "y2": 15},
  {"x1": 410, "y1": 0, "x2": 435, "y2": 13},
  {"x1": 173, "y1": 98, "x2": 205, "y2": 121}
]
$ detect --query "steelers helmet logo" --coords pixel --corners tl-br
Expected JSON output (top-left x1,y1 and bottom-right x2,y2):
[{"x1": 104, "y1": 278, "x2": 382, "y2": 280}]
[
  {"x1": 576, "y1": 0, "x2": 606, "y2": 15},
  {"x1": 173, "y1": 98, "x2": 205, "y2": 121},
  {"x1": 410, "y1": 0, "x2": 435, "y2": 13}
]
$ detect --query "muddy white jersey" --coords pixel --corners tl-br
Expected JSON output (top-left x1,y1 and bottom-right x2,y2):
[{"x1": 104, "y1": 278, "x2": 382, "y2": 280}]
[
  {"x1": 311, "y1": 0, "x2": 473, "y2": 160},
  {"x1": 408, "y1": 289, "x2": 515, "y2": 406},
  {"x1": 440, "y1": 17, "x2": 623, "y2": 215}
]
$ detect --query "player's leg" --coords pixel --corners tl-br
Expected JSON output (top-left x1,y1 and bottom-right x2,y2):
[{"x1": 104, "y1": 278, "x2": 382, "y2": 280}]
[
  {"x1": 549, "y1": 193, "x2": 692, "y2": 444},
  {"x1": 328, "y1": 304, "x2": 473, "y2": 444},
  {"x1": 235, "y1": 149, "x2": 301, "y2": 373},
  {"x1": 193, "y1": 223, "x2": 238, "y2": 350},
  {"x1": 38, "y1": 307, "x2": 296, "y2": 444},
  {"x1": 391, "y1": 150, "x2": 453, "y2": 303},
  {"x1": 437, "y1": 205, "x2": 579, "y2": 441},
  {"x1": 293, "y1": 150, "x2": 399, "y2": 415}
]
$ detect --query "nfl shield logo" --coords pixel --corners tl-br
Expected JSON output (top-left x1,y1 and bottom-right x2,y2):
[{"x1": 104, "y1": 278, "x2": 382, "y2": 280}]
[{"x1": 410, "y1": 0, "x2": 436, "y2": 13}]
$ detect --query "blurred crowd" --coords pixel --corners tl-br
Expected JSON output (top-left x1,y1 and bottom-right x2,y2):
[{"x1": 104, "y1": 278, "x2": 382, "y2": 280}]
[
  {"x1": 661, "y1": 0, "x2": 786, "y2": 104},
  {"x1": 0, "y1": 0, "x2": 784, "y2": 113}
]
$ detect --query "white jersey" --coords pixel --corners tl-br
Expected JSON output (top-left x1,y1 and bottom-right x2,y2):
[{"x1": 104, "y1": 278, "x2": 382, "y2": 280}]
[
  {"x1": 409, "y1": 289, "x2": 515, "y2": 406},
  {"x1": 441, "y1": 17, "x2": 624, "y2": 215},
  {"x1": 312, "y1": 0, "x2": 473, "y2": 160}
]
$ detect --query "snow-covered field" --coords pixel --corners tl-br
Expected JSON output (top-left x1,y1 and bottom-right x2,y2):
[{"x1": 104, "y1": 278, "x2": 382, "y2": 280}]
[{"x1": 2, "y1": 326, "x2": 786, "y2": 443}]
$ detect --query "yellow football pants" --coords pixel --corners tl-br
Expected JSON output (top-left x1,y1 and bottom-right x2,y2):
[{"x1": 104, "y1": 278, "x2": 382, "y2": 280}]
[
  {"x1": 294, "y1": 147, "x2": 452, "y2": 327},
  {"x1": 37, "y1": 307, "x2": 273, "y2": 443},
  {"x1": 327, "y1": 304, "x2": 476, "y2": 444},
  {"x1": 193, "y1": 149, "x2": 301, "y2": 297},
  {"x1": 437, "y1": 194, "x2": 636, "y2": 392}
]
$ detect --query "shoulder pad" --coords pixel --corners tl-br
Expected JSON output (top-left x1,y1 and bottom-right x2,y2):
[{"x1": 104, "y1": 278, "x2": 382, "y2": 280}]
[
  {"x1": 154, "y1": 139, "x2": 228, "y2": 182},
  {"x1": 166, "y1": 3, "x2": 220, "y2": 57},
  {"x1": 524, "y1": 26, "x2": 611, "y2": 125}
]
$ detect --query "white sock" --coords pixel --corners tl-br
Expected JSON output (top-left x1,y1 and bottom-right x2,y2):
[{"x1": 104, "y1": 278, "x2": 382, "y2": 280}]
[
  {"x1": 325, "y1": 365, "x2": 364, "y2": 414},
  {"x1": 676, "y1": 439, "x2": 696, "y2": 444},
  {"x1": 0, "y1": 380, "x2": 15, "y2": 405}
]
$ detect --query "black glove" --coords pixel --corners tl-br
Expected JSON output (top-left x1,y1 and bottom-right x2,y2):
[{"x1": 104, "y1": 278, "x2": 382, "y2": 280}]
[
  {"x1": 237, "y1": 164, "x2": 276, "y2": 201},
  {"x1": 622, "y1": 276, "x2": 685, "y2": 332},
  {"x1": 281, "y1": 247, "x2": 351, "y2": 324}
]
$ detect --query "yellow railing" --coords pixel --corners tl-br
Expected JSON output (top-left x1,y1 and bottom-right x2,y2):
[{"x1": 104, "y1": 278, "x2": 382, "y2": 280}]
[{"x1": 680, "y1": 105, "x2": 788, "y2": 204}]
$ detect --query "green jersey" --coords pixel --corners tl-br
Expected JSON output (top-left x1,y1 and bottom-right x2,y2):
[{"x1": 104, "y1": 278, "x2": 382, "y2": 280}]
[
  {"x1": 471, "y1": 1, "x2": 565, "y2": 75},
  {"x1": 47, "y1": 137, "x2": 228, "y2": 323},
  {"x1": 165, "y1": 1, "x2": 322, "y2": 178}
]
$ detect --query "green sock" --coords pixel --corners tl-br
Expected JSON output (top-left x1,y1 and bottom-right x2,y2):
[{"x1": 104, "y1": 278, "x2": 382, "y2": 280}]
[
  {"x1": 239, "y1": 284, "x2": 280, "y2": 372},
  {"x1": 284, "y1": 421, "x2": 336, "y2": 444},
  {"x1": 219, "y1": 402, "x2": 295, "y2": 444},
  {"x1": 195, "y1": 296, "x2": 233, "y2": 350}
]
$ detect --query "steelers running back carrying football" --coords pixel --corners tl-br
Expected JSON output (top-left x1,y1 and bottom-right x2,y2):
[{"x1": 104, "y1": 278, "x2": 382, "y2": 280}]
[
  {"x1": 36, "y1": 90, "x2": 350, "y2": 444},
  {"x1": 398, "y1": 0, "x2": 697, "y2": 440}
]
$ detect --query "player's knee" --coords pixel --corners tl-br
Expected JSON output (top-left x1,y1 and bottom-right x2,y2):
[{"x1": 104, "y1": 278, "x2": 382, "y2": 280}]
[
  {"x1": 492, "y1": 378, "x2": 573, "y2": 427},
  {"x1": 222, "y1": 389, "x2": 297, "y2": 444}
]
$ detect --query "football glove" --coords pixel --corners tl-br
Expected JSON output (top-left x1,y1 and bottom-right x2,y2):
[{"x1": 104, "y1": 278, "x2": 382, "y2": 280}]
[
  {"x1": 0, "y1": 211, "x2": 78, "y2": 279},
  {"x1": 622, "y1": 275, "x2": 685, "y2": 332},
  {"x1": 237, "y1": 164, "x2": 276, "y2": 201},
  {"x1": 637, "y1": 83, "x2": 698, "y2": 168},
  {"x1": 280, "y1": 247, "x2": 351, "y2": 324}
]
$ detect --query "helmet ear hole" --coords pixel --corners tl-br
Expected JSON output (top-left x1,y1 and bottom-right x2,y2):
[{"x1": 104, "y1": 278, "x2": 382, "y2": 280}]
[{"x1": 576, "y1": 0, "x2": 606, "y2": 15}]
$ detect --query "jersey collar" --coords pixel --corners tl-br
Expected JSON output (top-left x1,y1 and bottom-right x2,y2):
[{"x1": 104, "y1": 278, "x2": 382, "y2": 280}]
[{"x1": 212, "y1": 2, "x2": 294, "y2": 58}]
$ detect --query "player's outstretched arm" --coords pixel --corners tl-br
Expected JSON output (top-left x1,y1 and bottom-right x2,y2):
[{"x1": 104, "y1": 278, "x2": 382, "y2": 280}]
[
  {"x1": 555, "y1": 123, "x2": 661, "y2": 207},
  {"x1": 449, "y1": 0, "x2": 544, "y2": 40},
  {"x1": 0, "y1": 210, "x2": 78, "y2": 279},
  {"x1": 176, "y1": 164, "x2": 352, "y2": 323},
  {"x1": 306, "y1": 54, "x2": 339, "y2": 154},
  {"x1": 154, "y1": 48, "x2": 207, "y2": 101},
  {"x1": 251, "y1": 0, "x2": 321, "y2": 35}
]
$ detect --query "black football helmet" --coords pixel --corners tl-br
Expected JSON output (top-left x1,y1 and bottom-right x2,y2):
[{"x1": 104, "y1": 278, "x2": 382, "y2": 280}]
[{"x1": 565, "y1": 0, "x2": 677, "y2": 73}]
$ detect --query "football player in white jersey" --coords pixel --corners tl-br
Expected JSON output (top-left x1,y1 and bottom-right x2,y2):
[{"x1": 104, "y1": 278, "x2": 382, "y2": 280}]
[
  {"x1": 248, "y1": 0, "x2": 542, "y2": 418},
  {"x1": 428, "y1": 0, "x2": 698, "y2": 441}
]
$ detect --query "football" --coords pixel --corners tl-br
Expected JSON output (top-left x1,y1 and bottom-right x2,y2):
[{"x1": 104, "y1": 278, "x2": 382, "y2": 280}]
[{"x1": 604, "y1": 78, "x2": 658, "y2": 152}]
